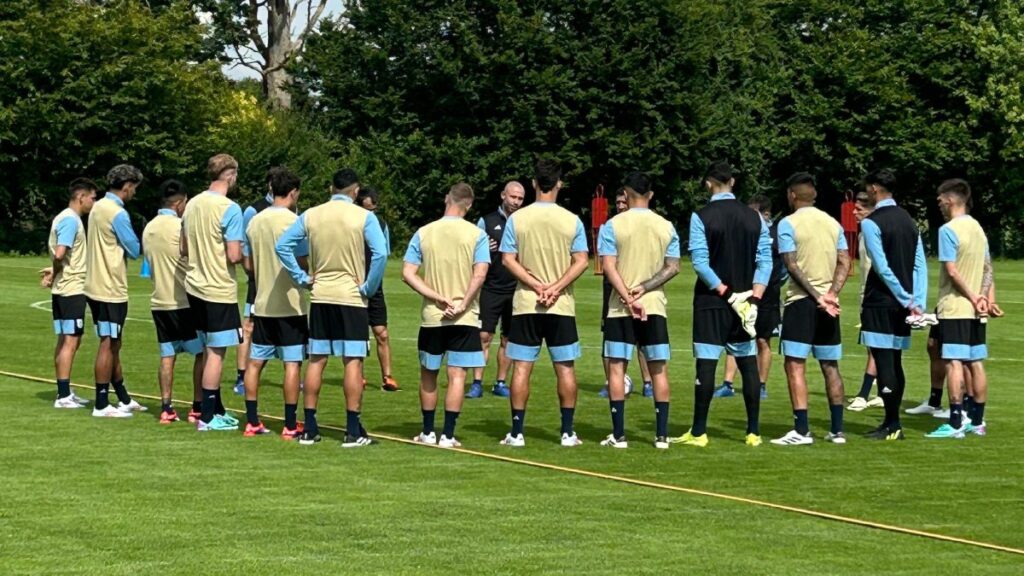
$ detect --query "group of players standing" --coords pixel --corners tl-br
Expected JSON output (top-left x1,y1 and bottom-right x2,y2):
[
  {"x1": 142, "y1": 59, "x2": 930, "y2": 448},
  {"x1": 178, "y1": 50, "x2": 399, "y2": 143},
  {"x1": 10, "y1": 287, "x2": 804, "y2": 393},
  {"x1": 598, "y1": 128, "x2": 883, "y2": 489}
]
[{"x1": 42, "y1": 154, "x2": 996, "y2": 448}]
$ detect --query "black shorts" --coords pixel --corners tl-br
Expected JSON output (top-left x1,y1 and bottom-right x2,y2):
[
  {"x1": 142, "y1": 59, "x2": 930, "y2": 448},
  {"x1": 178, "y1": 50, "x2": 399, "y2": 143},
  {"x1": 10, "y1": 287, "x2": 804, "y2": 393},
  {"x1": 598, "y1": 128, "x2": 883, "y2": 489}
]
[
  {"x1": 417, "y1": 325, "x2": 485, "y2": 369},
  {"x1": 603, "y1": 315, "x2": 670, "y2": 361},
  {"x1": 859, "y1": 307, "x2": 911, "y2": 350},
  {"x1": 186, "y1": 293, "x2": 242, "y2": 348},
  {"x1": 86, "y1": 297, "x2": 128, "y2": 340},
  {"x1": 367, "y1": 290, "x2": 388, "y2": 327},
  {"x1": 479, "y1": 288, "x2": 513, "y2": 335},
  {"x1": 507, "y1": 314, "x2": 580, "y2": 363},
  {"x1": 251, "y1": 315, "x2": 308, "y2": 362},
  {"x1": 152, "y1": 309, "x2": 203, "y2": 357},
  {"x1": 755, "y1": 306, "x2": 781, "y2": 341},
  {"x1": 692, "y1": 307, "x2": 754, "y2": 359},
  {"x1": 780, "y1": 298, "x2": 842, "y2": 360},
  {"x1": 308, "y1": 303, "x2": 369, "y2": 357},
  {"x1": 935, "y1": 318, "x2": 987, "y2": 361},
  {"x1": 52, "y1": 294, "x2": 87, "y2": 336}
]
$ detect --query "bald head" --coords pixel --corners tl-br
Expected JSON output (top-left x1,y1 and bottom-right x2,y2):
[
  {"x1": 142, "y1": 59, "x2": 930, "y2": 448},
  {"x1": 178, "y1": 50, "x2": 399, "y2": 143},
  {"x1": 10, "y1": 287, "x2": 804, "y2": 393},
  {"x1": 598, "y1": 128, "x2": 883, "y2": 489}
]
[{"x1": 501, "y1": 180, "x2": 525, "y2": 215}]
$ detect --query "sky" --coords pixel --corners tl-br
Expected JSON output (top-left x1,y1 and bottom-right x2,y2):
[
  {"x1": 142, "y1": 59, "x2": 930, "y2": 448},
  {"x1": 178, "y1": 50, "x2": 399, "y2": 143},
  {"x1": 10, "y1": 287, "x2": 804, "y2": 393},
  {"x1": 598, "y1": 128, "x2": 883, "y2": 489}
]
[{"x1": 221, "y1": 0, "x2": 344, "y2": 80}]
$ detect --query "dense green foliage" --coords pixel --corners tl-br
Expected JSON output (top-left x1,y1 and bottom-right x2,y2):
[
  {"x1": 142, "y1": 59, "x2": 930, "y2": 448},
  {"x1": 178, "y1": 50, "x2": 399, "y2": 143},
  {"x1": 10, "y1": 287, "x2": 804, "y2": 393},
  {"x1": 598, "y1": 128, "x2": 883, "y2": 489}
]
[
  {"x1": 3, "y1": 1, "x2": 1024, "y2": 253},
  {"x1": 294, "y1": 0, "x2": 1024, "y2": 253}
]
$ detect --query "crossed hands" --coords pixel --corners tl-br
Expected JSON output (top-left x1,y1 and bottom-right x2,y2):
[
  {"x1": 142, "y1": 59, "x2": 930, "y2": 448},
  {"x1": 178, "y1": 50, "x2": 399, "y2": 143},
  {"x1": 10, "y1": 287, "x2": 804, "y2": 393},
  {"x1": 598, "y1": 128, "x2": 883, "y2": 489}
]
[
  {"x1": 434, "y1": 295, "x2": 466, "y2": 320},
  {"x1": 816, "y1": 291, "x2": 841, "y2": 317},
  {"x1": 616, "y1": 285, "x2": 648, "y2": 320},
  {"x1": 39, "y1": 267, "x2": 53, "y2": 288}
]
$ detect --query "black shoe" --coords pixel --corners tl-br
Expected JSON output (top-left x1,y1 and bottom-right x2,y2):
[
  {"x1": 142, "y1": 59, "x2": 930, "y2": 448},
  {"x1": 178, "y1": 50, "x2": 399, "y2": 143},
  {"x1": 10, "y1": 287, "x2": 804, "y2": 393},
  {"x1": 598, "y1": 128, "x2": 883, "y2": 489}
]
[
  {"x1": 298, "y1": 431, "x2": 322, "y2": 445},
  {"x1": 865, "y1": 425, "x2": 904, "y2": 441},
  {"x1": 341, "y1": 434, "x2": 373, "y2": 448}
]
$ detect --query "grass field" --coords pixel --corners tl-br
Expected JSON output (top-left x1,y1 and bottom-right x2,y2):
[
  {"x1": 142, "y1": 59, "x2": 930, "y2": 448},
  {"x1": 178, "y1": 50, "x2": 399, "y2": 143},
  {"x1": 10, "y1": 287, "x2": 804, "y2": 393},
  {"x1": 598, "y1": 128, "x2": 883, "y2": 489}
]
[{"x1": 1, "y1": 255, "x2": 1023, "y2": 575}]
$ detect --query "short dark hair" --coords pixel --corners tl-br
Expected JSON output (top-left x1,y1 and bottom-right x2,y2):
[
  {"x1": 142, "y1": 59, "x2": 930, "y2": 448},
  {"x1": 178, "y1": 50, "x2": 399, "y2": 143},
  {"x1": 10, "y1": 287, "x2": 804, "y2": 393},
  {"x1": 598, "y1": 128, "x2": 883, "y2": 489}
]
[
  {"x1": 748, "y1": 194, "x2": 772, "y2": 213},
  {"x1": 68, "y1": 177, "x2": 98, "y2": 199},
  {"x1": 704, "y1": 161, "x2": 734, "y2": 186},
  {"x1": 332, "y1": 168, "x2": 359, "y2": 191},
  {"x1": 106, "y1": 164, "x2": 144, "y2": 190},
  {"x1": 534, "y1": 158, "x2": 562, "y2": 193},
  {"x1": 614, "y1": 186, "x2": 627, "y2": 200},
  {"x1": 356, "y1": 185, "x2": 380, "y2": 206},
  {"x1": 270, "y1": 168, "x2": 301, "y2": 197},
  {"x1": 159, "y1": 179, "x2": 186, "y2": 199},
  {"x1": 937, "y1": 178, "x2": 971, "y2": 204},
  {"x1": 622, "y1": 171, "x2": 651, "y2": 195},
  {"x1": 786, "y1": 172, "x2": 816, "y2": 189},
  {"x1": 864, "y1": 168, "x2": 897, "y2": 193}
]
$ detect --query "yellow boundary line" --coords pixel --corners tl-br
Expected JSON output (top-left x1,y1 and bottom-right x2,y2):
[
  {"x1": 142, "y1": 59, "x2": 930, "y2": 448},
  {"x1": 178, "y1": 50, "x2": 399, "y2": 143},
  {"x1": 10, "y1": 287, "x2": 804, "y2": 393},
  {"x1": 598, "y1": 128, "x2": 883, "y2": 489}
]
[{"x1": 3, "y1": 368, "x2": 1022, "y2": 557}]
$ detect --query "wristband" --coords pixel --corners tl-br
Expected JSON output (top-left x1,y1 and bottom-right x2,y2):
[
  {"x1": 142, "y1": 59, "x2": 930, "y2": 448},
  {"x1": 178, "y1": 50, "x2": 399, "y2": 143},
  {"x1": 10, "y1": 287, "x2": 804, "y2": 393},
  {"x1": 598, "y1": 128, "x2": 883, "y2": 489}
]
[{"x1": 749, "y1": 295, "x2": 761, "y2": 306}]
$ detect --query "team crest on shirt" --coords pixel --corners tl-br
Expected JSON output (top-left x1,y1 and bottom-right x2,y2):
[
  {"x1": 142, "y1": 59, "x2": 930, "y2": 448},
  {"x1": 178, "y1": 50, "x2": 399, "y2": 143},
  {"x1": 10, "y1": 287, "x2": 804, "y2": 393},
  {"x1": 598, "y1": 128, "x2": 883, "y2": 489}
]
[
  {"x1": 494, "y1": 225, "x2": 502, "y2": 230},
  {"x1": 76, "y1": 319, "x2": 83, "y2": 328}
]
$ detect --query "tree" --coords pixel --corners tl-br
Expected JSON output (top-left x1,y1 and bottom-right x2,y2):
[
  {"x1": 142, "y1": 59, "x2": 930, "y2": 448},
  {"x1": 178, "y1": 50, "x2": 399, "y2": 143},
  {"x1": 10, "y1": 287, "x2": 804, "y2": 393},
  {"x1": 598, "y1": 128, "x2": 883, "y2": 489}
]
[
  {"x1": 198, "y1": 0, "x2": 328, "y2": 109},
  {"x1": 292, "y1": 0, "x2": 789, "y2": 230},
  {"x1": 0, "y1": 0, "x2": 230, "y2": 252}
]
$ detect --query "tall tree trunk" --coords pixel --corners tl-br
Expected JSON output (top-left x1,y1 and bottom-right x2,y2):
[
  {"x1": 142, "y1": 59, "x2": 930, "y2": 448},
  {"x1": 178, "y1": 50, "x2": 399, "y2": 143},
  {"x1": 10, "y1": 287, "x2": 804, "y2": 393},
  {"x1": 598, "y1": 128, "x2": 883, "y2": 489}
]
[{"x1": 265, "y1": 0, "x2": 294, "y2": 109}]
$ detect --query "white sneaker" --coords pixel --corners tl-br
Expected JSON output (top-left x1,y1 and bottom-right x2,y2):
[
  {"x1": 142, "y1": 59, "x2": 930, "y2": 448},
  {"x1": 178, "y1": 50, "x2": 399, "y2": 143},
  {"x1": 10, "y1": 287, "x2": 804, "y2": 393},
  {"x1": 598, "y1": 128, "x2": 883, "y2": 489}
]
[
  {"x1": 92, "y1": 404, "x2": 133, "y2": 418},
  {"x1": 824, "y1": 432, "x2": 847, "y2": 444},
  {"x1": 847, "y1": 397, "x2": 869, "y2": 412},
  {"x1": 499, "y1": 433, "x2": 525, "y2": 447},
  {"x1": 71, "y1": 393, "x2": 90, "y2": 406},
  {"x1": 560, "y1": 432, "x2": 582, "y2": 447},
  {"x1": 54, "y1": 395, "x2": 84, "y2": 409},
  {"x1": 599, "y1": 434, "x2": 628, "y2": 449},
  {"x1": 770, "y1": 429, "x2": 813, "y2": 446},
  {"x1": 117, "y1": 400, "x2": 148, "y2": 413},
  {"x1": 412, "y1": 431, "x2": 437, "y2": 445},
  {"x1": 438, "y1": 435, "x2": 461, "y2": 448},
  {"x1": 904, "y1": 401, "x2": 939, "y2": 415},
  {"x1": 932, "y1": 408, "x2": 951, "y2": 419},
  {"x1": 654, "y1": 436, "x2": 670, "y2": 450},
  {"x1": 866, "y1": 396, "x2": 885, "y2": 408}
]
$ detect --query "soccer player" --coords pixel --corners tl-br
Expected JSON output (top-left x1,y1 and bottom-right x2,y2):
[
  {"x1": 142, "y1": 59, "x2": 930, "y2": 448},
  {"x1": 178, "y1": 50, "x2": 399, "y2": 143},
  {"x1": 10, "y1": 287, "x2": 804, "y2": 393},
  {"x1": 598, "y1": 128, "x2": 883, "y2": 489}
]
[
  {"x1": 403, "y1": 183, "x2": 490, "y2": 447},
  {"x1": 598, "y1": 172, "x2": 680, "y2": 449},
  {"x1": 468, "y1": 181, "x2": 525, "y2": 399},
  {"x1": 44, "y1": 178, "x2": 97, "y2": 408},
  {"x1": 717, "y1": 194, "x2": 784, "y2": 401},
  {"x1": 142, "y1": 179, "x2": 204, "y2": 424},
  {"x1": 85, "y1": 165, "x2": 146, "y2": 418},
  {"x1": 235, "y1": 168, "x2": 279, "y2": 395},
  {"x1": 357, "y1": 185, "x2": 399, "y2": 392},
  {"x1": 859, "y1": 168, "x2": 927, "y2": 441},
  {"x1": 770, "y1": 173, "x2": 850, "y2": 445},
  {"x1": 925, "y1": 179, "x2": 991, "y2": 438},
  {"x1": 498, "y1": 159, "x2": 589, "y2": 447},
  {"x1": 598, "y1": 187, "x2": 653, "y2": 399},
  {"x1": 276, "y1": 168, "x2": 387, "y2": 447},
  {"x1": 182, "y1": 154, "x2": 245, "y2": 431},
  {"x1": 847, "y1": 192, "x2": 885, "y2": 412},
  {"x1": 242, "y1": 167, "x2": 307, "y2": 438},
  {"x1": 673, "y1": 161, "x2": 771, "y2": 448}
]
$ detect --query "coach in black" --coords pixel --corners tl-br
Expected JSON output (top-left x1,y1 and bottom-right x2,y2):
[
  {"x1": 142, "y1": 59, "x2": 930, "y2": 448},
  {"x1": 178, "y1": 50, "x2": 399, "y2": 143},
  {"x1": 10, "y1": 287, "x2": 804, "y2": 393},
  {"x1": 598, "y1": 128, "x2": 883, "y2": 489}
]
[
  {"x1": 468, "y1": 181, "x2": 525, "y2": 399},
  {"x1": 673, "y1": 161, "x2": 772, "y2": 448},
  {"x1": 859, "y1": 169, "x2": 927, "y2": 441}
]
